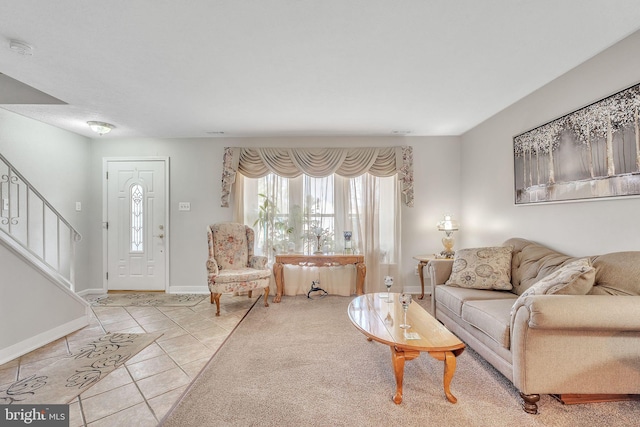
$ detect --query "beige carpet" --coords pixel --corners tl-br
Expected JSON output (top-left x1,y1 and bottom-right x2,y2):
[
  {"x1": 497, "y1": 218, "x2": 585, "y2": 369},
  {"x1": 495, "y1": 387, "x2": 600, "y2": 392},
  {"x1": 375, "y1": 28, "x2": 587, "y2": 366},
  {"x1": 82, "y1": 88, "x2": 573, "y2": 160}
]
[
  {"x1": 90, "y1": 292, "x2": 207, "y2": 307},
  {"x1": 0, "y1": 333, "x2": 161, "y2": 405},
  {"x1": 161, "y1": 296, "x2": 638, "y2": 426}
]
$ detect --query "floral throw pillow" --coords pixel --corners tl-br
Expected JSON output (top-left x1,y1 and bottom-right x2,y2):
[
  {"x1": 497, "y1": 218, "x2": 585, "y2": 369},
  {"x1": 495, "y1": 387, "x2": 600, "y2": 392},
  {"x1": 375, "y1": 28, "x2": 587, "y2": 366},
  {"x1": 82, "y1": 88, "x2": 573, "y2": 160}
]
[
  {"x1": 510, "y1": 258, "x2": 596, "y2": 316},
  {"x1": 445, "y1": 246, "x2": 513, "y2": 290}
]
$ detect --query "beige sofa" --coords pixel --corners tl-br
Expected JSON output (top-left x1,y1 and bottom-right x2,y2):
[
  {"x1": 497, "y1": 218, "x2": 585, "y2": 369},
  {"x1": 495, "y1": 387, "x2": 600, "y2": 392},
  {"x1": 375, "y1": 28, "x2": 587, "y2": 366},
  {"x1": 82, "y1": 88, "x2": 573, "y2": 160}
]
[{"x1": 428, "y1": 237, "x2": 640, "y2": 414}]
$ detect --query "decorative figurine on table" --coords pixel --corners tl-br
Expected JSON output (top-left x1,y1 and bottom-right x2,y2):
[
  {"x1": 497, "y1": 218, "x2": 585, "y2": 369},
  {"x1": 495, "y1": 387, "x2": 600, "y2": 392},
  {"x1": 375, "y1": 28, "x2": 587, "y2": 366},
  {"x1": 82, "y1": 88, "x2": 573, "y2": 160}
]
[
  {"x1": 307, "y1": 280, "x2": 328, "y2": 299},
  {"x1": 343, "y1": 231, "x2": 353, "y2": 254}
]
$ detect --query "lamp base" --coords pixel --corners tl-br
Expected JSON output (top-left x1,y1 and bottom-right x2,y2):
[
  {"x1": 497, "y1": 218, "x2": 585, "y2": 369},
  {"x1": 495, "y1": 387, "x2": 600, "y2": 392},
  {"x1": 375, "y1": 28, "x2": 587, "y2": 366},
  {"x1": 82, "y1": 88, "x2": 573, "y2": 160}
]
[
  {"x1": 439, "y1": 250, "x2": 455, "y2": 259},
  {"x1": 441, "y1": 234, "x2": 455, "y2": 259}
]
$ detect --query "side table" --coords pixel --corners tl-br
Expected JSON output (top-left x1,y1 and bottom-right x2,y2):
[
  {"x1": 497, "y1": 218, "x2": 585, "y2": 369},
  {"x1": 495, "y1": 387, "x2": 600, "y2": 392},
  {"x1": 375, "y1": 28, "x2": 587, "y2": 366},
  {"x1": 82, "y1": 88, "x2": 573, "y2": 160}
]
[{"x1": 412, "y1": 254, "x2": 437, "y2": 300}]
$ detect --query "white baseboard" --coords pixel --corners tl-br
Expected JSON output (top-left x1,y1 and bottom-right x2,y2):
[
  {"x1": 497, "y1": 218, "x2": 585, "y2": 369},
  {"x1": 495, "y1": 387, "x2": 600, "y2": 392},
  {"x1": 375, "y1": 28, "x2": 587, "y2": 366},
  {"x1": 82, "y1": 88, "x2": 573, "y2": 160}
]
[
  {"x1": 79, "y1": 287, "x2": 209, "y2": 295},
  {"x1": 403, "y1": 285, "x2": 426, "y2": 295},
  {"x1": 0, "y1": 315, "x2": 90, "y2": 365},
  {"x1": 76, "y1": 288, "x2": 105, "y2": 297},
  {"x1": 168, "y1": 286, "x2": 209, "y2": 294}
]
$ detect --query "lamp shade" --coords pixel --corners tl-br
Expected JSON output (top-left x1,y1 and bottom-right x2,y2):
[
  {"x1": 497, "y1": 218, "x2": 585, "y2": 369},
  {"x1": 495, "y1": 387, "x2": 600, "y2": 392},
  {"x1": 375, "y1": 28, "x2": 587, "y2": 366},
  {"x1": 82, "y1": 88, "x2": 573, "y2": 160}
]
[{"x1": 437, "y1": 214, "x2": 459, "y2": 232}]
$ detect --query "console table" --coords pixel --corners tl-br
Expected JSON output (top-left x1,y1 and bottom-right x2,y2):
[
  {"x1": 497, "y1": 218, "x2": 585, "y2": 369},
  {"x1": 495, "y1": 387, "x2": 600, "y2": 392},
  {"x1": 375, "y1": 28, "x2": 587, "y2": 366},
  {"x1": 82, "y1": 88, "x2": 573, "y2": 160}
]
[{"x1": 273, "y1": 254, "x2": 366, "y2": 303}]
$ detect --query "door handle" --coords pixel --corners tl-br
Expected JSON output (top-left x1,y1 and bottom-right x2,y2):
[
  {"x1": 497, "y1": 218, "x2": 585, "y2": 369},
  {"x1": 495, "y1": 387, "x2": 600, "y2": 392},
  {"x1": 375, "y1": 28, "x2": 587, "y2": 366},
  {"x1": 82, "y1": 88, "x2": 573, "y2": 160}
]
[{"x1": 154, "y1": 233, "x2": 164, "y2": 238}]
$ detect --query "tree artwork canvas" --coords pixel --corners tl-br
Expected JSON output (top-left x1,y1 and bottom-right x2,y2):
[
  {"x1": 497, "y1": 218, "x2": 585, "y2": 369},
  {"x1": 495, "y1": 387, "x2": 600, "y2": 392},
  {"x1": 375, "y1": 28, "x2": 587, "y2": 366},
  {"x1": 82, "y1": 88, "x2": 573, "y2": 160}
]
[{"x1": 513, "y1": 83, "x2": 640, "y2": 204}]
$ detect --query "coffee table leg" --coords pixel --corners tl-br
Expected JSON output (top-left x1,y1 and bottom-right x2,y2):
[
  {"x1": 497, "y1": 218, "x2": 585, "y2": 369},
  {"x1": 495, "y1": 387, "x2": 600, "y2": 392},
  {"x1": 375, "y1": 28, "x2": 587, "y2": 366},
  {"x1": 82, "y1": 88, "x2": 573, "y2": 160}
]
[
  {"x1": 443, "y1": 351, "x2": 458, "y2": 403},
  {"x1": 428, "y1": 350, "x2": 459, "y2": 403},
  {"x1": 390, "y1": 346, "x2": 420, "y2": 404}
]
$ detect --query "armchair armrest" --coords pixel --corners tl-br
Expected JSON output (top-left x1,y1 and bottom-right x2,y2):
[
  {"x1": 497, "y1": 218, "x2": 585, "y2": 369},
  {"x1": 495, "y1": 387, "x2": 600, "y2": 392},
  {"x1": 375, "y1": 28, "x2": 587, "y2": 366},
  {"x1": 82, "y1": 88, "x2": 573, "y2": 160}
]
[
  {"x1": 249, "y1": 255, "x2": 268, "y2": 269},
  {"x1": 206, "y1": 257, "x2": 219, "y2": 276},
  {"x1": 427, "y1": 259, "x2": 454, "y2": 285}
]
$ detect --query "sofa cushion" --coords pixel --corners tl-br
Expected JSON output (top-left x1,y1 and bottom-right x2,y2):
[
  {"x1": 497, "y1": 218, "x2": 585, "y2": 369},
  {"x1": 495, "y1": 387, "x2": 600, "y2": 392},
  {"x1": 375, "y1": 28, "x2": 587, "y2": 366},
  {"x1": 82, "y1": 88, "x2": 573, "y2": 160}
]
[
  {"x1": 436, "y1": 285, "x2": 517, "y2": 317},
  {"x1": 590, "y1": 252, "x2": 640, "y2": 296},
  {"x1": 214, "y1": 267, "x2": 271, "y2": 283},
  {"x1": 510, "y1": 258, "x2": 595, "y2": 316},
  {"x1": 506, "y1": 238, "x2": 576, "y2": 296},
  {"x1": 462, "y1": 299, "x2": 514, "y2": 349},
  {"x1": 445, "y1": 246, "x2": 513, "y2": 290}
]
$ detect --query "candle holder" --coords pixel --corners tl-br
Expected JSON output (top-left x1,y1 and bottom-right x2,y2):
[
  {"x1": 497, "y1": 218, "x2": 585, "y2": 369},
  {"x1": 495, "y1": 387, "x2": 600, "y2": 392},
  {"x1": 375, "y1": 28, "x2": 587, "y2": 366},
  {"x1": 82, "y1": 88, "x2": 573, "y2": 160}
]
[
  {"x1": 312, "y1": 226, "x2": 324, "y2": 254},
  {"x1": 382, "y1": 275, "x2": 393, "y2": 301},
  {"x1": 400, "y1": 293, "x2": 412, "y2": 329}
]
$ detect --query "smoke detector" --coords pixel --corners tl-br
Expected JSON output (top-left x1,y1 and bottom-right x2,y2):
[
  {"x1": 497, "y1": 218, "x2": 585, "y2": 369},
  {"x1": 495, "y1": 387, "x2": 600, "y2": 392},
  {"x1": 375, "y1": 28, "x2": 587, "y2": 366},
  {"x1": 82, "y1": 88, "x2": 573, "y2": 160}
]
[{"x1": 9, "y1": 40, "x2": 33, "y2": 55}]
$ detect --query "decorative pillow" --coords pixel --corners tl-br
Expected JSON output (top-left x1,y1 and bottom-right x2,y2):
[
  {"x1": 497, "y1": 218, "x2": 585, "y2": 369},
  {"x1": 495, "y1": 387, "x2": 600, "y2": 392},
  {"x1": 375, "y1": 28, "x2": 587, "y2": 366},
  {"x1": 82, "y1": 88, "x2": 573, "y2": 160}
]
[
  {"x1": 510, "y1": 258, "x2": 596, "y2": 315},
  {"x1": 445, "y1": 246, "x2": 513, "y2": 290}
]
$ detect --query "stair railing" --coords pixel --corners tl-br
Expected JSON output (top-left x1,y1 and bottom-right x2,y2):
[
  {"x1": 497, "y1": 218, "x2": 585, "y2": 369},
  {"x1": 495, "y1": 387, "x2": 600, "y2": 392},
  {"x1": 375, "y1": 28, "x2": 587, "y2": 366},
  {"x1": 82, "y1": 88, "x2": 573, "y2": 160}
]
[{"x1": 0, "y1": 152, "x2": 81, "y2": 290}]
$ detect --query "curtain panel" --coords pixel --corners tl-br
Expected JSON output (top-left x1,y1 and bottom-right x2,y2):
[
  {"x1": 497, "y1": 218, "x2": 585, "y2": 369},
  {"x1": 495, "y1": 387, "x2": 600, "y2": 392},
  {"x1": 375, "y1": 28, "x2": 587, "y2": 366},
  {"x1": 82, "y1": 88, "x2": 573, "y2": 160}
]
[{"x1": 221, "y1": 146, "x2": 414, "y2": 207}]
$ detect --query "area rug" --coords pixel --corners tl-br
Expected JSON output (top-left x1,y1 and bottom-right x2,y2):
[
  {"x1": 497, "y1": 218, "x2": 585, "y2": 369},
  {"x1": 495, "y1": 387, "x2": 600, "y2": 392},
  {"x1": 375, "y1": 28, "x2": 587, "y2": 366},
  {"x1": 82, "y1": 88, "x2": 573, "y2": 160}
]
[
  {"x1": 161, "y1": 296, "x2": 639, "y2": 427},
  {"x1": 0, "y1": 332, "x2": 161, "y2": 405},
  {"x1": 89, "y1": 292, "x2": 207, "y2": 307}
]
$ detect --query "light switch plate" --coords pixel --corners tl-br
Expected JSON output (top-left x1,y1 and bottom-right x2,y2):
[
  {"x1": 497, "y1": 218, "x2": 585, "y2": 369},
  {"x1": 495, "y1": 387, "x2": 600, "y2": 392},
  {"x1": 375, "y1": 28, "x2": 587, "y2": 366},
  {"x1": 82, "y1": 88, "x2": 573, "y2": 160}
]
[{"x1": 178, "y1": 202, "x2": 191, "y2": 211}]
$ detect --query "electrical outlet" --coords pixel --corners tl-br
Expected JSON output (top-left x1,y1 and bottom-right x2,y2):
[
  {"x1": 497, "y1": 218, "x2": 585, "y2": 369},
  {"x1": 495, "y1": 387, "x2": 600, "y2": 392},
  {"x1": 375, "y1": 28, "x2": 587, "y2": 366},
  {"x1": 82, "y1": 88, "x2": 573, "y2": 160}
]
[
  {"x1": 178, "y1": 202, "x2": 191, "y2": 211},
  {"x1": 414, "y1": 266, "x2": 419, "y2": 276},
  {"x1": 75, "y1": 202, "x2": 82, "y2": 211}
]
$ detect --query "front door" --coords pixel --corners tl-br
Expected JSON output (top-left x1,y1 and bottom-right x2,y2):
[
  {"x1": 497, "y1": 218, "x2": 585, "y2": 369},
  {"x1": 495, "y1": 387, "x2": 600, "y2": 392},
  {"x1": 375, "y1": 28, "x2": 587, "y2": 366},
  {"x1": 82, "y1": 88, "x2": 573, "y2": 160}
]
[{"x1": 105, "y1": 159, "x2": 168, "y2": 291}]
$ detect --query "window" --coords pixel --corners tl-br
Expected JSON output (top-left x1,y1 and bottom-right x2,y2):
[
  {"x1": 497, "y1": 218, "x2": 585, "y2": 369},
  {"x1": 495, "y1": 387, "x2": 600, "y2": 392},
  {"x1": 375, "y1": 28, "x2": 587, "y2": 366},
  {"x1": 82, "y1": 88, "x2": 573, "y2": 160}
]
[
  {"x1": 130, "y1": 184, "x2": 143, "y2": 252},
  {"x1": 242, "y1": 172, "x2": 399, "y2": 291}
]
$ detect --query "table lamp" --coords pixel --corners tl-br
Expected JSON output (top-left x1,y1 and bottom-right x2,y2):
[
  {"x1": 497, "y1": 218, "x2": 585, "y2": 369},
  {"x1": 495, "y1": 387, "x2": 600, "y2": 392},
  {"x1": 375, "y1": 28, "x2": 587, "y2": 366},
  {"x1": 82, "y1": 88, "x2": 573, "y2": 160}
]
[{"x1": 437, "y1": 214, "x2": 459, "y2": 258}]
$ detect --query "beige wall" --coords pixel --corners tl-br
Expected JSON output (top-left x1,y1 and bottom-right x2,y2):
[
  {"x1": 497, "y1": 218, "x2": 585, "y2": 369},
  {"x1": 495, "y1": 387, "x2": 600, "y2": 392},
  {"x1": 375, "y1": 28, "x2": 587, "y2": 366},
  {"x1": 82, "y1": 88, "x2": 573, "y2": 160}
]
[
  {"x1": 459, "y1": 29, "x2": 640, "y2": 255},
  {"x1": 89, "y1": 136, "x2": 461, "y2": 294},
  {"x1": 0, "y1": 109, "x2": 92, "y2": 287}
]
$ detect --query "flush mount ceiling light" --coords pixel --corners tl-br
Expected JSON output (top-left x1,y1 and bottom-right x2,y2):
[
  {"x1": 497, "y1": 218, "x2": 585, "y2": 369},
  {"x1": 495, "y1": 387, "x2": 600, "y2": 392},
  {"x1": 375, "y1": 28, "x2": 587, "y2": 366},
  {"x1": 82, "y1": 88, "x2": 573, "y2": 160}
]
[
  {"x1": 9, "y1": 39, "x2": 33, "y2": 55},
  {"x1": 87, "y1": 121, "x2": 115, "y2": 135}
]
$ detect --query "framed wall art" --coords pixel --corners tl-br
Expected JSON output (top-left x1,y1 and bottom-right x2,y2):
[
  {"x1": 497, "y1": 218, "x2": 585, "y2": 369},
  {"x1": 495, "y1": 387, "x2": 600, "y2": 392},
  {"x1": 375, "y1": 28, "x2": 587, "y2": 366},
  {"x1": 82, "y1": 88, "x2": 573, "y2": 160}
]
[{"x1": 513, "y1": 83, "x2": 640, "y2": 204}]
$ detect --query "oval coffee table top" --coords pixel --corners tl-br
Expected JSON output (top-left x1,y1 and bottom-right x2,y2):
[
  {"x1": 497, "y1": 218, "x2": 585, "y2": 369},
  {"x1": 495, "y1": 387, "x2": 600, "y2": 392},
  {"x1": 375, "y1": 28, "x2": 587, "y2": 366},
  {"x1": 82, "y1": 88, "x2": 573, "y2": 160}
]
[{"x1": 348, "y1": 292, "x2": 465, "y2": 353}]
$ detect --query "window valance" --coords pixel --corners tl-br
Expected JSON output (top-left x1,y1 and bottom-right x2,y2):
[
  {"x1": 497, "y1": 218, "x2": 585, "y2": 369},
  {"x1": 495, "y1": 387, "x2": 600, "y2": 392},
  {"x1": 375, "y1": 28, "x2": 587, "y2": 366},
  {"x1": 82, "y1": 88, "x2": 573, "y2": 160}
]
[{"x1": 221, "y1": 146, "x2": 413, "y2": 207}]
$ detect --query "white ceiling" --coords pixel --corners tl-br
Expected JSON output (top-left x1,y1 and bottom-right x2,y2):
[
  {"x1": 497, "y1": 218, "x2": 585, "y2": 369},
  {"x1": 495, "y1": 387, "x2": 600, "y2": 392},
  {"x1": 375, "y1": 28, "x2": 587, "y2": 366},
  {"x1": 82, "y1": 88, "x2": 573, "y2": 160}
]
[{"x1": 1, "y1": 1, "x2": 640, "y2": 139}]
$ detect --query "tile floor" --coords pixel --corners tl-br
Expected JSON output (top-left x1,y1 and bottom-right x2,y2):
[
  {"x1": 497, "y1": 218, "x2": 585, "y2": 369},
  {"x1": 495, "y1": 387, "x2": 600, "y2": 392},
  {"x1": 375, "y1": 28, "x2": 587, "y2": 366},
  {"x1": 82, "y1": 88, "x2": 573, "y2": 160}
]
[{"x1": 0, "y1": 293, "x2": 258, "y2": 426}]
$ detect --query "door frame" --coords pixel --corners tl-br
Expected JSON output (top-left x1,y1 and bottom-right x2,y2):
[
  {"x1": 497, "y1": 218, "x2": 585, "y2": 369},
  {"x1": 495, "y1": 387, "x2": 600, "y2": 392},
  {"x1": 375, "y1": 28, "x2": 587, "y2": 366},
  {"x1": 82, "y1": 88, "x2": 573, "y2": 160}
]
[{"x1": 102, "y1": 157, "x2": 170, "y2": 293}]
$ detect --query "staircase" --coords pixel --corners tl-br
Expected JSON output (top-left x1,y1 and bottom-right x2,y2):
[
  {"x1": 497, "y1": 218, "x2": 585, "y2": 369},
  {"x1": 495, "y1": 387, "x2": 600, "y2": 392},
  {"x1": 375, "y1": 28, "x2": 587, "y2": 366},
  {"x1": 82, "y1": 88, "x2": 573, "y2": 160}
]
[{"x1": 0, "y1": 152, "x2": 89, "y2": 364}]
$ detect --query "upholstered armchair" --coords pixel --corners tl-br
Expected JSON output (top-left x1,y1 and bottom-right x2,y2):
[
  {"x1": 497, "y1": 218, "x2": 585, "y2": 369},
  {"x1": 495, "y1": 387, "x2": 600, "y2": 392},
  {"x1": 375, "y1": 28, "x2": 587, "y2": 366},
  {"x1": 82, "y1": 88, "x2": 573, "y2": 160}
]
[{"x1": 207, "y1": 222, "x2": 270, "y2": 316}]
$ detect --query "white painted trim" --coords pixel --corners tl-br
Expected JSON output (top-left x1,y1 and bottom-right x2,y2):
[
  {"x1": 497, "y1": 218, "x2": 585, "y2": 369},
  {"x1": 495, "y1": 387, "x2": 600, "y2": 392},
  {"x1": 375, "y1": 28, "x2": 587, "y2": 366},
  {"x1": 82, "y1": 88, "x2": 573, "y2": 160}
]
[
  {"x1": 403, "y1": 285, "x2": 424, "y2": 295},
  {"x1": 168, "y1": 286, "x2": 209, "y2": 294},
  {"x1": 76, "y1": 288, "x2": 105, "y2": 297},
  {"x1": 102, "y1": 157, "x2": 171, "y2": 293},
  {"x1": 0, "y1": 315, "x2": 89, "y2": 365}
]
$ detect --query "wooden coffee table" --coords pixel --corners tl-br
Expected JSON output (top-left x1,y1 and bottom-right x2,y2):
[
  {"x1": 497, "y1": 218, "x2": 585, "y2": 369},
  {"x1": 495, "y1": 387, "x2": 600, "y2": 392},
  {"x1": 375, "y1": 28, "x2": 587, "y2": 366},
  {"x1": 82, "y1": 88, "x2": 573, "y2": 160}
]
[{"x1": 348, "y1": 293, "x2": 465, "y2": 404}]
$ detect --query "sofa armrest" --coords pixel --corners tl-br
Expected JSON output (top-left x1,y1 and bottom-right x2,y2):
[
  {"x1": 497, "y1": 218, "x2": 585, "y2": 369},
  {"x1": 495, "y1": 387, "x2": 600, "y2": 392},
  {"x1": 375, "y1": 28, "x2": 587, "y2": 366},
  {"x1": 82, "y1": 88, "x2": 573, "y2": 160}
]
[
  {"x1": 427, "y1": 259, "x2": 454, "y2": 285},
  {"x1": 513, "y1": 295, "x2": 640, "y2": 331},
  {"x1": 249, "y1": 255, "x2": 268, "y2": 269},
  {"x1": 511, "y1": 294, "x2": 640, "y2": 396}
]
